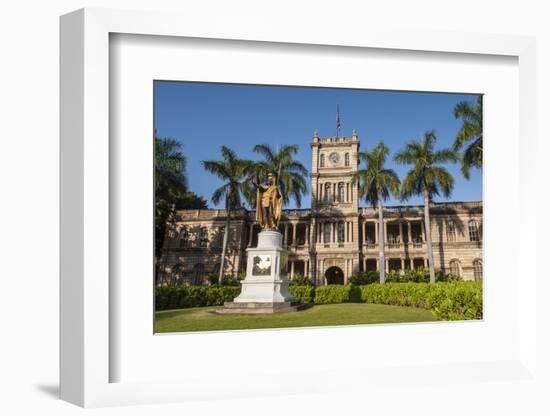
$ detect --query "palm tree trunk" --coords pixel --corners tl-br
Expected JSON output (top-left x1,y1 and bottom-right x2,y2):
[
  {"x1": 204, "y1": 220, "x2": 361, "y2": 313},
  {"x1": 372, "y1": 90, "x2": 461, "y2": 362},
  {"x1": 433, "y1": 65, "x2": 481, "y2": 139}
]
[
  {"x1": 377, "y1": 196, "x2": 385, "y2": 284},
  {"x1": 218, "y1": 206, "x2": 231, "y2": 284},
  {"x1": 423, "y1": 190, "x2": 436, "y2": 283}
]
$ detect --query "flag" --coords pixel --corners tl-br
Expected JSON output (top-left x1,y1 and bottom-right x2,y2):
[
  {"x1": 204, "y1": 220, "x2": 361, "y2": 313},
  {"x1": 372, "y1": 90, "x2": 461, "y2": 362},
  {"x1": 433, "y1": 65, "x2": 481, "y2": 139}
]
[{"x1": 336, "y1": 104, "x2": 341, "y2": 136}]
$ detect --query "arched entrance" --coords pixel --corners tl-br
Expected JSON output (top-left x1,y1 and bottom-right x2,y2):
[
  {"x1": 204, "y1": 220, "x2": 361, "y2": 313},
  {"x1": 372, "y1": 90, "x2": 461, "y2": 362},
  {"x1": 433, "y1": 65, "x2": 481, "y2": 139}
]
[{"x1": 325, "y1": 266, "x2": 344, "y2": 285}]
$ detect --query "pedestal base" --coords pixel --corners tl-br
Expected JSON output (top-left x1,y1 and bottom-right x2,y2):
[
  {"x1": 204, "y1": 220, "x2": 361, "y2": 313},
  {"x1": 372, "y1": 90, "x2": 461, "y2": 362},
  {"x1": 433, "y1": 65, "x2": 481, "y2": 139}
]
[
  {"x1": 220, "y1": 230, "x2": 302, "y2": 314},
  {"x1": 215, "y1": 301, "x2": 311, "y2": 314}
]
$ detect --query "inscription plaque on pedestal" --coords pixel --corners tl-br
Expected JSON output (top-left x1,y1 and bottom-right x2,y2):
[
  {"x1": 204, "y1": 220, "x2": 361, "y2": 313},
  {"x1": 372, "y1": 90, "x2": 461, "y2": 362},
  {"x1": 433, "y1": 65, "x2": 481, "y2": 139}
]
[{"x1": 252, "y1": 255, "x2": 271, "y2": 276}]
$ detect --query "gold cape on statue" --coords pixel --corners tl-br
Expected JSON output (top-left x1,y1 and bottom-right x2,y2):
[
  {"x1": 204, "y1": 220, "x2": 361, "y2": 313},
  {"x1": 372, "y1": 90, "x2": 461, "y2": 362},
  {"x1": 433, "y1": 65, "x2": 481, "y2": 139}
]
[{"x1": 255, "y1": 180, "x2": 283, "y2": 230}]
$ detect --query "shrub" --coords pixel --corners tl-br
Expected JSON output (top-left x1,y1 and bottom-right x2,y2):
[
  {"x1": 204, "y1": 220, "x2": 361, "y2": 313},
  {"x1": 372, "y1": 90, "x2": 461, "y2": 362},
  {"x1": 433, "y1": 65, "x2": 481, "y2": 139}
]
[
  {"x1": 314, "y1": 285, "x2": 350, "y2": 304},
  {"x1": 426, "y1": 281, "x2": 482, "y2": 320},
  {"x1": 375, "y1": 267, "x2": 464, "y2": 283},
  {"x1": 155, "y1": 285, "x2": 241, "y2": 310},
  {"x1": 436, "y1": 272, "x2": 463, "y2": 283},
  {"x1": 289, "y1": 273, "x2": 313, "y2": 286},
  {"x1": 359, "y1": 281, "x2": 482, "y2": 320},
  {"x1": 156, "y1": 280, "x2": 481, "y2": 320},
  {"x1": 360, "y1": 282, "x2": 432, "y2": 308},
  {"x1": 349, "y1": 271, "x2": 379, "y2": 285},
  {"x1": 221, "y1": 274, "x2": 244, "y2": 286},
  {"x1": 207, "y1": 273, "x2": 244, "y2": 286},
  {"x1": 402, "y1": 267, "x2": 430, "y2": 283},
  {"x1": 384, "y1": 270, "x2": 403, "y2": 283},
  {"x1": 289, "y1": 285, "x2": 315, "y2": 304}
]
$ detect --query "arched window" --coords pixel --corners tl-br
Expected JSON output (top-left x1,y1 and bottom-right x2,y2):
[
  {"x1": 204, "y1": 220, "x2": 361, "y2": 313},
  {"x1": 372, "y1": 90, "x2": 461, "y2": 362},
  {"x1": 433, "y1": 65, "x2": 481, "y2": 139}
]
[
  {"x1": 324, "y1": 183, "x2": 332, "y2": 203},
  {"x1": 473, "y1": 259, "x2": 483, "y2": 281},
  {"x1": 337, "y1": 182, "x2": 345, "y2": 202},
  {"x1": 320, "y1": 154, "x2": 325, "y2": 168},
  {"x1": 337, "y1": 221, "x2": 345, "y2": 242},
  {"x1": 468, "y1": 220, "x2": 480, "y2": 242},
  {"x1": 449, "y1": 259, "x2": 461, "y2": 277},
  {"x1": 323, "y1": 222, "x2": 331, "y2": 243},
  {"x1": 345, "y1": 153, "x2": 350, "y2": 167},
  {"x1": 446, "y1": 221, "x2": 456, "y2": 242},
  {"x1": 179, "y1": 227, "x2": 189, "y2": 248}
]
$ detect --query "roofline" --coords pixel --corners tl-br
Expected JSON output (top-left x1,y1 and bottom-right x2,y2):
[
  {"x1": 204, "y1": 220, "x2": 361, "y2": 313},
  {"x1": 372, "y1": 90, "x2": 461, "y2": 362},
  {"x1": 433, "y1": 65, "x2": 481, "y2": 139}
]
[{"x1": 174, "y1": 200, "x2": 482, "y2": 215}]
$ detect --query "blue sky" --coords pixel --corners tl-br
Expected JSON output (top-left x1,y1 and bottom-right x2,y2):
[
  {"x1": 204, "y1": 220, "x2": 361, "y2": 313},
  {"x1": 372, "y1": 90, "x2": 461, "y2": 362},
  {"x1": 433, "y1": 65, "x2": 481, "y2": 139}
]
[{"x1": 154, "y1": 81, "x2": 482, "y2": 209}]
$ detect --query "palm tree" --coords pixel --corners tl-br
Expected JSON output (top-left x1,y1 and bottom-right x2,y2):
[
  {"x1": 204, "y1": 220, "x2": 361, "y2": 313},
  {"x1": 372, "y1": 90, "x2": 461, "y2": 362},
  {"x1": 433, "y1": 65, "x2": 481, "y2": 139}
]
[
  {"x1": 351, "y1": 141, "x2": 400, "y2": 283},
  {"x1": 453, "y1": 96, "x2": 482, "y2": 179},
  {"x1": 155, "y1": 136, "x2": 188, "y2": 278},
  {"x1": 202, "y1": 146, "x2": 250, "y2": 284},
  {"x1": 394, "y1": 130, "x2": 458, "y2": 283},
  {"x1": 251, "y1": 144, "x2": 309, "y2": 207}
]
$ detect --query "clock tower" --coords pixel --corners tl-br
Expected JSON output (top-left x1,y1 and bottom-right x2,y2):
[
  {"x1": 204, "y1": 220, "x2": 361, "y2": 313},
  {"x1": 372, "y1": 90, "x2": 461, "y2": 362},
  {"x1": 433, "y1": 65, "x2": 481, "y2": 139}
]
[
  {"x1": 311, "y1": 129, "x2": 360, "y2": 211},
  {"x1": 310, "y1": 129, "x2": 361, "y2": 284}
]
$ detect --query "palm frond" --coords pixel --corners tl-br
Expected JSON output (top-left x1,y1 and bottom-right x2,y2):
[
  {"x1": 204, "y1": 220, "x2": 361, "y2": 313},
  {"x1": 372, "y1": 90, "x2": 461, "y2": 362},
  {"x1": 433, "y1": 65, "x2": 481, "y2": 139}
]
[
  {"x1": 453, "y1": 97, "x2": 483, "y2": 178},
  {"x1": 253, "y1": 142, "x2": 309, "y2": 207},
  {"x1": 354, "y1": 141, "x2": 400, "y2": 207}
]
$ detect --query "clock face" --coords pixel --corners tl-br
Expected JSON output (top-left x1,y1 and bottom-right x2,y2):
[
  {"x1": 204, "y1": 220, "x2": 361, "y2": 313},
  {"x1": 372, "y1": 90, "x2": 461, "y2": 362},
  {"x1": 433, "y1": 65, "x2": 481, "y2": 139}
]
[{"x1": 328, "y1": 152, "x2": 340, "y2": 165}]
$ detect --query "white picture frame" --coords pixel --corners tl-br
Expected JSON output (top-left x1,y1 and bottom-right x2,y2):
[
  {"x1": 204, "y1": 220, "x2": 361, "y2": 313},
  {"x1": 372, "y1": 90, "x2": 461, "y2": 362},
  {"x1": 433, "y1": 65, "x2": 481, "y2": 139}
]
[{"x1": 60, "y1": 8, "x2": 538, "y2": 408}]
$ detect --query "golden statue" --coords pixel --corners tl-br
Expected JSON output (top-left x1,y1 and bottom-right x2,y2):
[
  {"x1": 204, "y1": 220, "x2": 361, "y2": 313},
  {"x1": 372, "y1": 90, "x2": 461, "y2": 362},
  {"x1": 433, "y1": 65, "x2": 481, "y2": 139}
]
[{"x1": 256, "y1": 173, "x2": 283, "y2": 230}]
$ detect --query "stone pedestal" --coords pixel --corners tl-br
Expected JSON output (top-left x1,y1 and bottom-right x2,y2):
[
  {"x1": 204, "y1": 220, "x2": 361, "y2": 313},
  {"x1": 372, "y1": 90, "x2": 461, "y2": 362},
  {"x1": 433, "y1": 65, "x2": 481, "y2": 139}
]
[{"x1": 218, "y1": 230, "x2": 301, "y2": 314}]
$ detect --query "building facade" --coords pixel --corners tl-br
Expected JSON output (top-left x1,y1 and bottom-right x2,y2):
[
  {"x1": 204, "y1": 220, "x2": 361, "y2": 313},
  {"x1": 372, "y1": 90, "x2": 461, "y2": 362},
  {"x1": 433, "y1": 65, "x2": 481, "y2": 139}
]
[{"x1": 159, "y1": 132, "x2": 483, "y2": 285}]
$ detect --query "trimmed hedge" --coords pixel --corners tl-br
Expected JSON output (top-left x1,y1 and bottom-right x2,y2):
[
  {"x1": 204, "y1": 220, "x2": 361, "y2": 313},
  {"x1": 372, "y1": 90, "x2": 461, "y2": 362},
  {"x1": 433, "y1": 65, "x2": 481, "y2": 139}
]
[
  {"x1": 314, "y1": 285, "x2": 361, "y2": 304},
  {"x1": 289, "y1": 285, "x2": 315, "y2": 304},
  {"x1": 155, "y1": 282, "x2": 482, "y2": 320},
  {"x1": 359, "y1": 282, "x2": 482, "y2": 320},
  {"x1": 350, "y1": 268, "x2": 462, "y2": 284},
  {"x1": 307, "y1": 282, "x2": 482, "y2": 320},
  {"x1": 155, "y1": 285, "x2": 241, "y2": 310},
  {"x1": 289, "y1": 273, "x2": 314, "y2": 286}
]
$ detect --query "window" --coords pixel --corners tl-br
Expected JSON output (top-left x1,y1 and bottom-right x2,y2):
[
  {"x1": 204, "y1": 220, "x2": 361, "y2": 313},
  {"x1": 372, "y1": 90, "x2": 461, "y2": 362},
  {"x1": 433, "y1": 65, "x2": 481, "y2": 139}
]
[
  {"x1": 178, "y1": 227, "x2": 189, "y2": 248},
  {"x1": 364, "y1": 223, "x2": 375, "y2": 244},
  {"x1": 473, "y1": 259, "x2": 483, "y2": 281},
  {"x1": 365, "y1": 259, "x2": 377, "y2": 272},
  {"x1": 413, "y1": 258, "x2": 425, "y2": 269},
  {"x1": 199, "y1": 227, "x2": 208, "y2": 247},
  {"x1": 320, "y1": 154, "x2": 325, "y2": 168},
  {"x1": 345, "y1": 153, "x2": 350, "y2": 167},
  {"x1": 468, "y1": 220, "x2": 480, "y2": 242},
  {"x1": 337, "y1": 221, "x2": 345, "y2": 242},
  {"x1": 323, "y1": 222, "x2": 331, "y2": 243},
  {"x1": 337, "y1": 182, "x2": 345, "y2": 202},
  {"x1": 387, "y1": 229, "x2": 398, "y2": 244},
  {"x1": 446, "y1": 221, "x2": 456, "y2": 242},
  {"x1": 217, "y1": 226, "x2": 225, "y2": 248},
  {"x1": 324, "y1": 183, "x2": 331, "y2": 203},
  {"x1": 449, "y1": 259, "x2": 461, "y2": 277}
]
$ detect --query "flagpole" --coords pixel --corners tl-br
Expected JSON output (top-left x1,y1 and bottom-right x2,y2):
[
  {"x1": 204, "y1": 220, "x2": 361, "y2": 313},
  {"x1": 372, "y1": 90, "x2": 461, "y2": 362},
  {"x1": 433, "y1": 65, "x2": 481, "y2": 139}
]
[{"x1": 336, "y1": 104, "x2": 340, "y2": 138}]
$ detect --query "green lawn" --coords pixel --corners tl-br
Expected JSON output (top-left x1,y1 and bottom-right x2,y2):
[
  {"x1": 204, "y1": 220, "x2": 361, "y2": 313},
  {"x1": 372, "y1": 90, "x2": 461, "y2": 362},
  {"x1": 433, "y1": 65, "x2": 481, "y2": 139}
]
[{"x1": 155, "y1": 303, "x2": 437, "y2": 333}]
